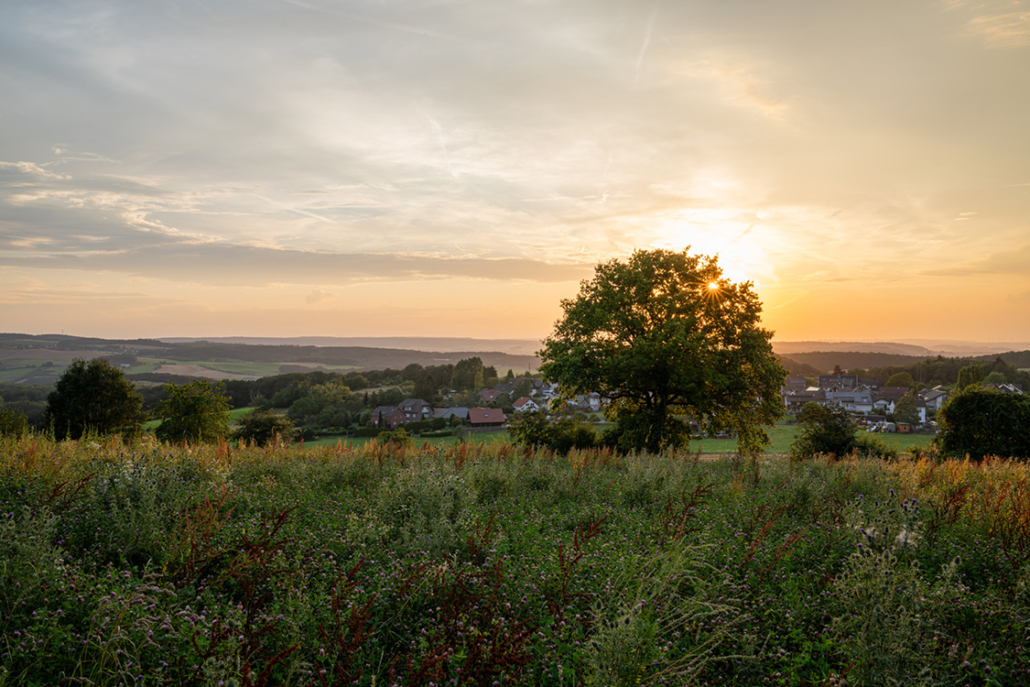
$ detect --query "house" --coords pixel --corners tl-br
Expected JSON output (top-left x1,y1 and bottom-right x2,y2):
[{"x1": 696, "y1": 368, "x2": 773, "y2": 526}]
[
  {"x1": 824, "y1": 386, "x2": 873, "y2": 412},
  {"x1": 512, "y1": 396, "x2": 539, "y2": 413},
  {"x1": 477, "y1": 389, "x2": 502, "y2": 404},
  {"x1": 533, "y1": 380, "x2": 556, "y2": 398},
  {"x1": 818, "y1": 374, "x2": 859, "y2": 389},
  {"x1": 783, "y1": 377, "x2": 807, "y2": 393},
  {"x1": 983, "y1": 383, "x2": 1026, "y2": 395},
  {"x1": 398, "y1": 398, "x2": 434, "y2": 423},
  {"x1": 919, "y1": 387, "x2": 949, "y2": 412},
  {"x1": 433, "y1": 407, "x2": 469, "y2": 422},
  {"x1": 781, "y1": 388, "x2": 827, "y2": 414},
  {"x1": 370, "y1": 406, "x2": 406, "y2": 429},
  {"x1": 468, "y1": 407, "x2": 507, "y2": 428}
]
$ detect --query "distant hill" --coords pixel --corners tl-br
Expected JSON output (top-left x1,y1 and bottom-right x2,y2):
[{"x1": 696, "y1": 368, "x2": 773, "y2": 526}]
[
  {"x1": 779, "y1": 351, "x2": 930, "y2": 374},
  {"x1": 773, "y1": 339, "x2": 1030, "y2": 357},
  {"x1": 160, "y1": 336, "x2": 542, "y2": 356},
  {"x1": 0, "y1": 333, "x2": 539, "y2": 383},
  {"x1": 773, "y1": 341, "x2": 934, "y2": 357}
]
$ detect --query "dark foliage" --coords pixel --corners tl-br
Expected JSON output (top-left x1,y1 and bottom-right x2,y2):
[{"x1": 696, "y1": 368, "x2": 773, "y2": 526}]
[
  {"x1": 232, "y1": 410, "x2": 297, "y2": 446},
  {"x1": 790, "y1": 403, "x2": 895, "y2": 459},
  {"x1": 935, "y1": 387, "x2": 1030, "y2": 459},
  {"x1": 45, "y1": 358, "x2": 144, "y2": 440}
]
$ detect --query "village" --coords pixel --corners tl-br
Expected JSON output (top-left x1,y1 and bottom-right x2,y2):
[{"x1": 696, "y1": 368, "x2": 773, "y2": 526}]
[{"x1": 365, "y1": 369, "x2": 1028, "y2": 437}]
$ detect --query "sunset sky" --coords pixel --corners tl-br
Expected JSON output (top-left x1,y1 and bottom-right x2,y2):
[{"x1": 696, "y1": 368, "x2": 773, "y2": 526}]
[{"x1": 1, "y1": 1, "x2": 1028, "y2": 343}]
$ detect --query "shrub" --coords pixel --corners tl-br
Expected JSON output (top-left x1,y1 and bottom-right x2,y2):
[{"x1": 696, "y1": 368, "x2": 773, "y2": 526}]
[
  {"x1": 0, "y1": 406, "x2": 29, "y2": 437},
  {"x1": 232, "y1": 409, "x2": 296, "y2": 446},
  {"x1": 791, "y1": 404, "x2": 895, "y2": 459},
  {"x1": 508, "y1": 411, "x2": 597, "y2": 455}
]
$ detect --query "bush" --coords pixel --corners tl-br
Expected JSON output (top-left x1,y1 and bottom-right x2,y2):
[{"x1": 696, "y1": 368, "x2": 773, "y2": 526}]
[
  {"x1": 232, "y1": 409, "x2": 296, "y2": 446},
  {"x1": 508, "y1": 411, "x2": 597, "y2": 455},
  {"x1": 0, "y1": 406, "x2": 29, "y2": 437},
  {"x1": 791, "y1": 404, "x2": 895, "y2": 459}
]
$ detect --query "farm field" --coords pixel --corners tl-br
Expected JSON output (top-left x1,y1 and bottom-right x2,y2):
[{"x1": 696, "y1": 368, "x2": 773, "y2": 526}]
[{"x1": 2, "y1": 435, "x2": 1028, "y2": 686}]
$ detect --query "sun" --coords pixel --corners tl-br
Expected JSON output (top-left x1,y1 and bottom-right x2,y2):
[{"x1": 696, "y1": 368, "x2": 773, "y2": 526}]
[{"x1": 707, "y1": 281, "x2": 720, "y2": 291}]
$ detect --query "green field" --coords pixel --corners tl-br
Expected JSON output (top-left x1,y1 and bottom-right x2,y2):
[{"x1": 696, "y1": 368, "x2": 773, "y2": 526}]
[{"x1": 688, "y1": 424, "x2": 936, "y2": 455}]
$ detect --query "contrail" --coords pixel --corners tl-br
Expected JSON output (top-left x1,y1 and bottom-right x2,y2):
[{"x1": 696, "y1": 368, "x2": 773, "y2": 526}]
[
  {"x1": 633, "y1": 5, "x2": 659, "y2": 90},
  {"x1": 251, "y1": 194, "x2": 335, "y2": 224},
  {"x1": 724, "y1": 224, "x2": 754, "y2": 247}
]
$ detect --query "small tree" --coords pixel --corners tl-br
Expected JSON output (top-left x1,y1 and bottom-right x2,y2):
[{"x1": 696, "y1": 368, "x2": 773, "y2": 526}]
[
  {"x1": 232, "y1": 409, "x2": 296, "y2": 447},
  {"x1": 955, "y1": 364, "x2": 985, "y2": 391},
  {"x1": 154, "y1": 380, "x2": 231, "y2": 444},
  {"x1": 46, "y1": 358, "x2": 144, "y2": 440},
  {"x1": 452, "y1": 357, "x2": 484, "y2": 391},
  {"x1": 893, "y1": 392, "x2": 921, "y2": 426},
  {"x1": 885, "y1": 372, "x2": 915, "y2": 389},
  {"x1": 790, "y1": 404, "x2": 895, "y2": 459}
]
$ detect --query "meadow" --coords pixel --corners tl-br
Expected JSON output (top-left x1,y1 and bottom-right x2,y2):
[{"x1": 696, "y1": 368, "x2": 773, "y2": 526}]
[{"x1": 2, "y1": 435, "x2": 1028, "y2": 686}]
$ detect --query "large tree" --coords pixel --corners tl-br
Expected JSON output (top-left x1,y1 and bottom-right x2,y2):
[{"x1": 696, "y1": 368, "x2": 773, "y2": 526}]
[
  {"x1": 46, "y1": 358, "x2": 144, "y2": 440},
  {"x1": 452, "y1": 357, "x2": 484, "y2": 391},
  {"x1": 154, "y1": 380, "x2": 232, "y2": 444},
  {"x1": 934, "y1": 387, "x2": 1030, "y2": 459},
  {"x1": 539, "y1": 248, "x2": 786, "y2": 454}
]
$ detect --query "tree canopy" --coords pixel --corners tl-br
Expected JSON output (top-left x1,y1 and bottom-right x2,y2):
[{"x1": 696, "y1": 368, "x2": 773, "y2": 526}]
[
  {"x1": 934, "y1": 387, "x2": 1030, "y2": 459},
  {"x1": 46, "y1": 358, "x2": 144, "y2": 440},
  {"x1": 154, "y1": 380, "x2": 232, "y2": 444},
  {"x1": 539, "y1": 248, "x2": 786, "y2": 454},
  {"x1": 885, "y1": 372, "x2": 915, "y2": 389}
]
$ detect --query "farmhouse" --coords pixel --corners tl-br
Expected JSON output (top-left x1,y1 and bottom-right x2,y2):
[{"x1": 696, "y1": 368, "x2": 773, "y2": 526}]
[
  {"x1": 468, "y1": 407, "x2": 507, "y2": 428},
  {"x1": 512, "y1": 396, "x2": 539, "y2": 413}
]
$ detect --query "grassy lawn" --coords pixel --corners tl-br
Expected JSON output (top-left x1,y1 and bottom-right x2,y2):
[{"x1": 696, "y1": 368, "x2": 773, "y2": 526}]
[
  {"x1": 686, "y1": 423, "x2": 935, "y2": 455},
  {"x1": 146, "y1": 405, "x2": 259, "y2": 431}
]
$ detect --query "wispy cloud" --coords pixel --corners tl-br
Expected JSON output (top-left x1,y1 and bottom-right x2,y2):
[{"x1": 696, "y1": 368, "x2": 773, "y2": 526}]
[
  {"x1": 967, "y1": 10, "x2": 1030, "y2": 47},
  {"x1": 0, "y1": 161, "x2": 70, "y2": 181}
]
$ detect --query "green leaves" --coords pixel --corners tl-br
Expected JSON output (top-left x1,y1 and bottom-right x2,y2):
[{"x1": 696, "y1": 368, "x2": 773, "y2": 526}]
[
  {"x1": 46, "y1": 358, "x2": 144, "y2": 440},
  {"x1": 540, "y1": 249, "x2": 785, "y2": 454},
  {"x1": 935, "y1": 387, "x2": 1030, "y2": 459},
  {"x1": 155, "y1": 380, "x2": 232, "y2": 444}
]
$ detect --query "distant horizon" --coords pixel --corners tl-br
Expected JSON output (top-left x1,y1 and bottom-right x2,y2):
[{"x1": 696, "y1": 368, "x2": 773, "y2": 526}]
[{"x1": 6, "y1": 330, "x2": 1030, "y2": 359}]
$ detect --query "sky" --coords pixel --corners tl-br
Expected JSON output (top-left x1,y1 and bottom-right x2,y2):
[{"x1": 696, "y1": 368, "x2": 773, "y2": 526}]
[{"x1": 1, "y1": 0, "x2": 1028, "y2": 343}]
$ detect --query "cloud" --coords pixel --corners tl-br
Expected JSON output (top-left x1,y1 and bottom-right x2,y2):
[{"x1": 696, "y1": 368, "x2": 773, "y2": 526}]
[
  {"x1": 967, "y1": 11, "x2": 1030, "y2": 48},
  {"x1": 0, "y1": 239, "x2": 593, "y2": 286},
  {"x1": 305, "y1": 289, "x2": 334, "y2": 304},
  {"x1": 0, "y1": 161, "x2": 70, "y2": 181},
  {"x1": 922, "y1": 243, "x2": 1030, "y2": 276}
]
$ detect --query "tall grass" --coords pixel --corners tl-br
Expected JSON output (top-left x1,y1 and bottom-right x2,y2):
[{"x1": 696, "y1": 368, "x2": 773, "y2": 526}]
[{"x1": 2, "y1": 434, "x2": 1029, "y2": 686}]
